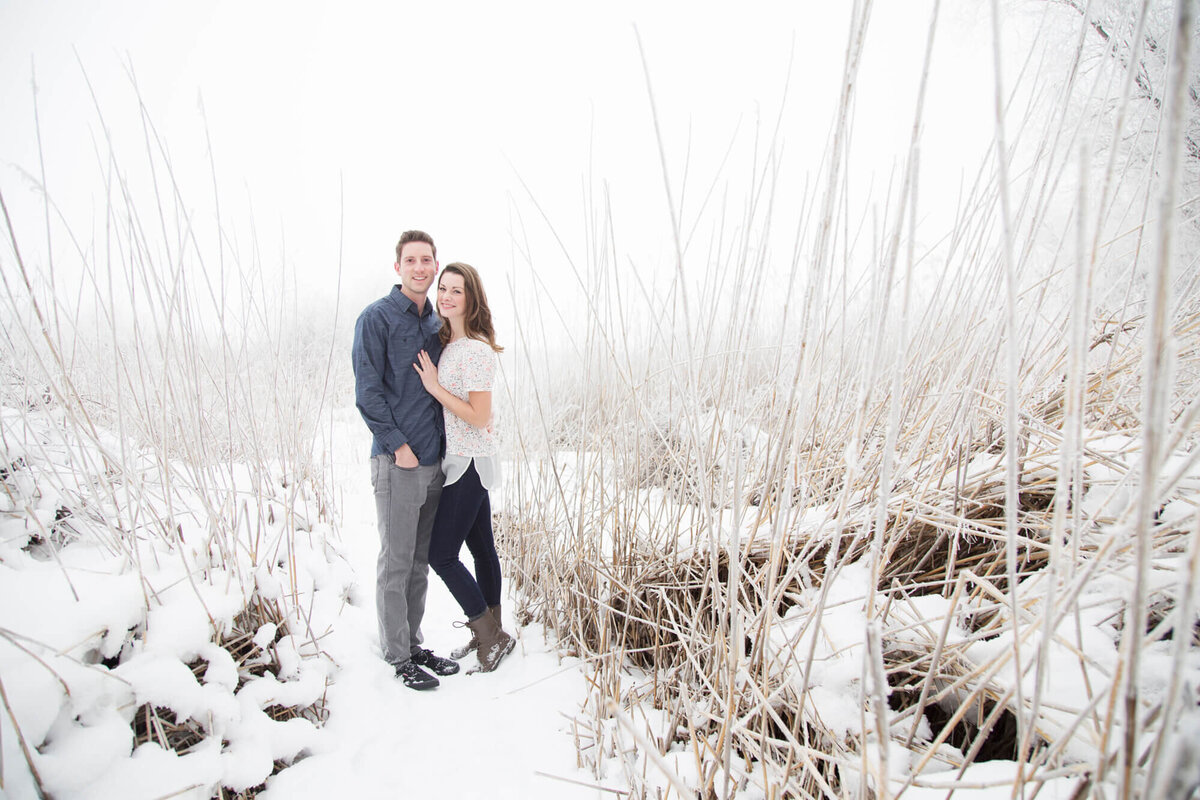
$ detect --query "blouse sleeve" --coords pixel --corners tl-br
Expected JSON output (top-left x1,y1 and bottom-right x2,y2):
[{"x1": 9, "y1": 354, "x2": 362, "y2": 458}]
[{"x1": 462, "y1": 340, "x2": 497, "y2": 393}]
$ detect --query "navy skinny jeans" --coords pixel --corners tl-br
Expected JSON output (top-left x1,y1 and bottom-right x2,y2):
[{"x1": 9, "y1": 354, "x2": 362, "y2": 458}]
[{"x1": 428, "y1": 461, "x2": 502, "y2": 620}]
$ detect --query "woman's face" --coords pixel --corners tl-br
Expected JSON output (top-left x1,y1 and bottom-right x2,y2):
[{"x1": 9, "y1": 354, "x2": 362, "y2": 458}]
[{"x1": 437, "y1": 271, "x2": 469, "y2": 322}]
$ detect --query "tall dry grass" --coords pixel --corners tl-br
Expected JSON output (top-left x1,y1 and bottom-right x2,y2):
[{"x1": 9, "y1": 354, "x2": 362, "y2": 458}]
[
  {"x1": 498, "y1": 2, "x2": 1200, "y2": 798},
  {"x1": 0, "y1": 75, "x2": 343, "y2": 796}
]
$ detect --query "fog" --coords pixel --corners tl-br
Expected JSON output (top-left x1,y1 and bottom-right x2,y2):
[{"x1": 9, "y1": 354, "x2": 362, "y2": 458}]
[{"x1": 2, "y1": 1, "x2": 1077, "y2": 341}]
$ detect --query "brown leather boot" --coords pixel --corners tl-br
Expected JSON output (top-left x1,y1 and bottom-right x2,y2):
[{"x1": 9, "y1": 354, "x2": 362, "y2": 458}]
[
  {"x1": 451, "y1": 605, "x2": 502, "y2": 660},
  {"x1": 466, "y1": 609, "x2": 514, "y2": 673}
]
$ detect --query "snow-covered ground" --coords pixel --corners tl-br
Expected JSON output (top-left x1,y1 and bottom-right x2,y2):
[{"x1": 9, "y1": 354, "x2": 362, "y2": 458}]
[
  {"x1": 0, "y1": 405, "x2": 611, "y2": 799},
  {"x1": 267, "y1": 418, "x2": 605, "y2": 799}
]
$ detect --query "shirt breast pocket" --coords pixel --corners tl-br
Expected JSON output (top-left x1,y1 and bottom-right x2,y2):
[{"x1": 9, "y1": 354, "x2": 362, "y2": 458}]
[
  {"x1": 389, "y1": 335, "x2": 417, "y2": 377},
  {"x1": 391, "y1": 333, "x2": 417, "y2": 356}
]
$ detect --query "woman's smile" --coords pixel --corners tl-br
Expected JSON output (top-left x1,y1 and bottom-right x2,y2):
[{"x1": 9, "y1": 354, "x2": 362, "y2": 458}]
[{"x1": 438, "y1": 272, "x2": 468, "y2": 319}]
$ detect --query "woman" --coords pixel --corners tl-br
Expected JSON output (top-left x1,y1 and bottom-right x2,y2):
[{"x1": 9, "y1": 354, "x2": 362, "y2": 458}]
[{"x1": 414, "y1": 262, "x2": 514, "y2": 673}]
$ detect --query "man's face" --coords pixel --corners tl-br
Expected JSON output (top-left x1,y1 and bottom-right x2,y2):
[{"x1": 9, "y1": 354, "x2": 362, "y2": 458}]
[{"x1": 394, "y1": 242, "x2": 438, "y2": 300}]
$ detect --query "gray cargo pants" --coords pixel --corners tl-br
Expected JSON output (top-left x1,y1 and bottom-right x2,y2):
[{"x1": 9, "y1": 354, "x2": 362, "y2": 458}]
[{"x1": 371, "y1": 455, "x2": 444, "y2": 666}]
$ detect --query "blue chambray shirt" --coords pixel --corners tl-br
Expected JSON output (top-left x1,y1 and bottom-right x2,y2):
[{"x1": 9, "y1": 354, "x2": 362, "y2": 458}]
[{"x1": 352, "y1": 285, "x2": 445, "y2": 463}]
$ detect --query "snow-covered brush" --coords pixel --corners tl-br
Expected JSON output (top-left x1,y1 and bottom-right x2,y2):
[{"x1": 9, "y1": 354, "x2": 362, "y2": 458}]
[
  {"x1": 497, "y1": 0, "x2": 1200, "y2": 798},
  {"x1": 0, "y1": 76, "x2": 347, "y2": 797}
]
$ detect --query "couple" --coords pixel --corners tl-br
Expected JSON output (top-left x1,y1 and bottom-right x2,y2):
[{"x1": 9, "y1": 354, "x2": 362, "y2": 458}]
[{"x1": 351, "y1": 229, "x2": 514, "y2": 690}]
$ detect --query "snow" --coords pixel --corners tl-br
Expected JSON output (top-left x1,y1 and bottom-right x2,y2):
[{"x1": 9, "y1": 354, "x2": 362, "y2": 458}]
[
  {"x1": 767, "y1": 562, "x2": 880, "y2": 739},
  {"x1": 0, "y1": 406, "x2": 612, "y2": 799},
  {"x1": 2, "y1": 377, "x2": 1197, "y2": 798},
  {"x1": 902, "y1": 761, "x2": 1080, "y2": 799},
  {"x1": 257, "y1": 424, "x2": 605, "y2": 798}
]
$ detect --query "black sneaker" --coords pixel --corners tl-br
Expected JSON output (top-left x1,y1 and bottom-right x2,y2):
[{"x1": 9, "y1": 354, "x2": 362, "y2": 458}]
[
  {"x1": 395, "y1": 660, "x2": 439, "y2": 690},
  {"x1": 411, "y1": 648, "x2": 460, "y2": 676}
]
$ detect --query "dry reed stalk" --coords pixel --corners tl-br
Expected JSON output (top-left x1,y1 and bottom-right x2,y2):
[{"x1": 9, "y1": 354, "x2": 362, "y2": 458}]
[
  {"x1": 1145, "y1": 513, "x2": 1200, "y2": 799},
  {"x1": 0, "y1": 669, "x2": 48, "y2": 799},
  {"x1": 1119, "y1": 2, "x2": 1194, "y2": 797}
]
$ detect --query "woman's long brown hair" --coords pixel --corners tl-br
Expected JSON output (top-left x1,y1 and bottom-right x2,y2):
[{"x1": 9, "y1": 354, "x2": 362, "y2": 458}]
[{"x1": 437, "y1": 262, "x2": 503, "y2": 353}]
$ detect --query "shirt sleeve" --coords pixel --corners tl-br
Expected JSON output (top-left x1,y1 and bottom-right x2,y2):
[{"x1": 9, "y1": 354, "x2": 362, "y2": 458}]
[
  {"x1": 352, "y1": 308, "x2": 408, "y2": 454},
  {"x1": 462, "y1": 341, "x2": 496, "y2": 393}
]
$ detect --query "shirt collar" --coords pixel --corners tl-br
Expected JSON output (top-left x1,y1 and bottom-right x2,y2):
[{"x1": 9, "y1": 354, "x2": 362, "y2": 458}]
[{"x1": 389, "y1": 284, "x2": 433, "y2": 318}]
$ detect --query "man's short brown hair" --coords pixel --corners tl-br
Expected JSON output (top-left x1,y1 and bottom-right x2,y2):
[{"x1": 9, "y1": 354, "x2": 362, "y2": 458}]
[{"x1": 396, "y1": 230, "x2": 437, "y2": 262}]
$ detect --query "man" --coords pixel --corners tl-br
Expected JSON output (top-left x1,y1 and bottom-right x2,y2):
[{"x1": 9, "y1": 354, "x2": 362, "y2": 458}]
[{"x1": 352, "y1": 230, "x2": 459, "y2": 689}]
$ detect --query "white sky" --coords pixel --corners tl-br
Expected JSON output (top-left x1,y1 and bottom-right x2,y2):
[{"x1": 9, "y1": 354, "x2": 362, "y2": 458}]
[{"x1": 0, "y1": 1, "x2": 1075, "y2": 334}]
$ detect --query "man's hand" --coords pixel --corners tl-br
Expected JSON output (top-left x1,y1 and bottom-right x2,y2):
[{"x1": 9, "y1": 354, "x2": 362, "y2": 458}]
[{"x1": 394, "y1": 443, "x2": 419, "y2": 468}]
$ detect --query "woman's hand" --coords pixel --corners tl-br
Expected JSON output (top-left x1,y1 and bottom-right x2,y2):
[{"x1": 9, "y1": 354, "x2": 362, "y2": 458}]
[
  {"x1": 413, "y1": 348, "x2": 491, "y2": 429},
  {"x1": 413, "y1": 350, "x2": 440, "y2": 394}
]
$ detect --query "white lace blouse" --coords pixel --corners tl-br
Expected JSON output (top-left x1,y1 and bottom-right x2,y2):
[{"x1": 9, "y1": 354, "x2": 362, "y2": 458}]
[{"x1": 437, "y1": 336, "x2": 501, "y2": 489}]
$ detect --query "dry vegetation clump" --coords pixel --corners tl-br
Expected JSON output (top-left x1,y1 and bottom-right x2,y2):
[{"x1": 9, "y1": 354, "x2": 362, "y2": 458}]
[
  {"x1": 504, "y1": 305, "x2": 1199, "y2": 797},
  {"x1": 0, "y1": 365, "x2": 339, "y2": 796},
  {"x1": 131, "y1": 598, "x2": 329, "y2": 766}
]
